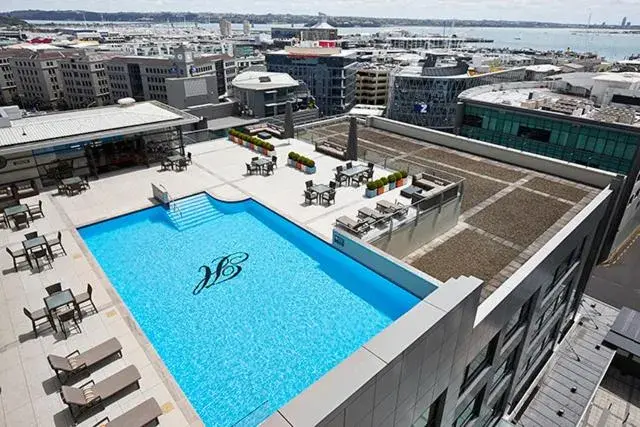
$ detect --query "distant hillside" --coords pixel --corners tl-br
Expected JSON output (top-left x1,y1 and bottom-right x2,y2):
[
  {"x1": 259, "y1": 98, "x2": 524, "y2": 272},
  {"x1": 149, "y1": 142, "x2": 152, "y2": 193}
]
[{"x1": 0, "y1": 14, "x2": 30, "y2": 27}]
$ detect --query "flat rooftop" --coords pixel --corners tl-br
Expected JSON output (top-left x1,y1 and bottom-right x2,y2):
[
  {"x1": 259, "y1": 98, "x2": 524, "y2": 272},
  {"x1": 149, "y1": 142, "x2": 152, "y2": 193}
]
[
  {"x1": 299, "y1": 120, "x2": 600, "y2": 301},
  {"x1": 0, "y1": 101, "x2": 199, "y2": 150},
  {"x1": 460, "y1": 83, "x2": 640, "y2": 128}
]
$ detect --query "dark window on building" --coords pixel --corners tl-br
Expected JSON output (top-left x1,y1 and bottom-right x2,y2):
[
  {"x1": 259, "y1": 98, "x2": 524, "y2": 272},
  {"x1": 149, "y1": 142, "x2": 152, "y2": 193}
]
[
  {"x1": 517, "y1": 126, "x2": 551, "y2": 143},
  {"x1": 491, "y1": 348, "x2": 518, "y2": 392},
  {"x1": 504, "y1": 300, "x2": 531, "y2": 341},
  {"x1": 413, "y1": 390, "x2": 445, "y2": 427},
  {"x1": 460, "y1": 336, "x2": 498, "y2": 395},
  {"x1": 481, "y1": 389, "x2": 509, "y2": 427},
  {"x1": 454, "y1": 387, "x2": 485, "y2": 427},
  {"x1": 463, "y1": 114, "x2": 483, "y2": 127},
  {"x1": 611, "y1": 94, "x2": 640, "y2": 106}
]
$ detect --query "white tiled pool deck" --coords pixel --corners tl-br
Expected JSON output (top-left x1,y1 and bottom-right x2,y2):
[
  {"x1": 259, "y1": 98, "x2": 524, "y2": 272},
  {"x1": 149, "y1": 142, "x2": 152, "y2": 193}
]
[{"x1": 0, "y1": 137, "x2": 412, "y2": 427}]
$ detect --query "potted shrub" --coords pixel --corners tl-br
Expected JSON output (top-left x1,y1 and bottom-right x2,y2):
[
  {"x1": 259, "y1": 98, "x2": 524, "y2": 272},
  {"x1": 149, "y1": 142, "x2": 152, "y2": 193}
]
[
  {"x1": 287, "y1": 151, "x2": 316, "y2": 173},
  {"x1": 366, "y1": 181, "x2": 378, "y2": 198},
  {"x1": 379, "y1": 176, "x2": 388, "y2": 194},
  {"x1": 387, "y1": 174, "x2": 398, "y2": 190},
  {"x1": 399, "y1": 170, "x2": 408, "y2": 186}
]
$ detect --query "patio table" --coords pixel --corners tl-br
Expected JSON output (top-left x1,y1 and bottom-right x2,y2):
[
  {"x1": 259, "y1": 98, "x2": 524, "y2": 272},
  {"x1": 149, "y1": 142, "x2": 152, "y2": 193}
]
[
  {"x1": 310, "y1": 184, "x2": 332, "y2": 202},
  {"x1": 44, "y1": 289, "x2": 76, "y2": 330},
  {"x1": 340, "y1": 165, "x2": 368, "y2": 186},
  {"x1": 23, "y1": 235, "x2": 51, "y2": 268},
  {"x1": 4, "y1": 204, "x2": 28, "y2": 223}
]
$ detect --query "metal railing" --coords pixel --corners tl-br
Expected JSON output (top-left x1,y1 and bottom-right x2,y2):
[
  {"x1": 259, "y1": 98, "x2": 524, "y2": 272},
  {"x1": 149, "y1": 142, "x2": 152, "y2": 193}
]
[{"x1": 159, "y1": 184, "x2": 182, "y2": 218}]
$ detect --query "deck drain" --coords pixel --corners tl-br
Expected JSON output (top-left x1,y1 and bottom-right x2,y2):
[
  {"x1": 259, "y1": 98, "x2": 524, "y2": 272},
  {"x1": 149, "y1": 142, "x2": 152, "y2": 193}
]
[
  {"x1": 106, "y1": 309, "x2": 118, "y2": 318},
  {"x1": 72, "y1": 253, "x2": 83, "y2": 260},
  {"x1": 161, "y1": 401, "x2": 175, "y2": 414}
]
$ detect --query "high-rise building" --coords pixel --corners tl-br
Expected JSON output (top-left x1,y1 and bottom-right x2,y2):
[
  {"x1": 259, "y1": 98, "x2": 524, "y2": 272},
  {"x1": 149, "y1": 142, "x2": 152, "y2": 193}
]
[
  {"x1": 266, "y1": 45, "x2": 356, "y2": 116},
  {"x1": 242, "y1": 20, "x2": 251, "y2": 36},
  {"x1": 356, "y1": 66, "x2": 390, "y2": 106},
  {"x1": 622, "y1": 16, "x2": 628, "y2": 27},
  {"x1": 0, "y1": 51, "x2": 18, "y2": 105},
  {"x1": 8, "y1": 49, "x2": 65, "y2": 109},
  {"x1": 219, "y1": 19, "x2": 232, "y2": 38},
  {"x1": 387, "y1": 57, "x2": 525, "y2": 129},
  {"x1": 59, "y1": 51, "x2": 114, "y2": 109},
  {"x1": 106, "y1": 48, "x2": 227, "y2": 103}
]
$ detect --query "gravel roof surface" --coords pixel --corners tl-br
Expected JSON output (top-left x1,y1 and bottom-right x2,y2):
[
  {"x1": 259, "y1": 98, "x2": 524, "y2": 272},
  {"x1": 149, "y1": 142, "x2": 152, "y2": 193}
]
[
  {"x1": 466, "y1": 189, "x2": 573, "y2": 247},
  {"x1": 411, "y1": 229, "x2": 520, "y2": 283},
  {"x1": 413, "y1": 148, "x2": 526, "y2": 182},
  {"x1": 359, "y1": 128, "x2": 425, "y2": 153},
  {"x1": 523, "y1": 177, "x2": 590, "y2": 202}
]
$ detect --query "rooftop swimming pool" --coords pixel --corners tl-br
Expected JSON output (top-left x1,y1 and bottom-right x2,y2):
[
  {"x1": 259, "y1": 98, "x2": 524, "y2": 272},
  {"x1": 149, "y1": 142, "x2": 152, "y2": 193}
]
[{"x1": 79, "y1": 193, "x2": 420, "y2": 426}]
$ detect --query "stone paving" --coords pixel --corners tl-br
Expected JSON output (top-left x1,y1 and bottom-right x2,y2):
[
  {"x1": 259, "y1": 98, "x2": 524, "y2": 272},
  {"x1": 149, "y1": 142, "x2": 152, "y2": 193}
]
[{"x1": 0, "y1": 136, "x2": 411, "y2": 427}]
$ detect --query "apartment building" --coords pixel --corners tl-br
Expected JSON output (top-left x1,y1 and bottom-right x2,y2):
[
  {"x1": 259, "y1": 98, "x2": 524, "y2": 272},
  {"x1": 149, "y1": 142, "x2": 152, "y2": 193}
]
[
  {"x1": 9, "y1": 49, "x2": 65, "y2": 109},
  {"x1": 59, "y1": 52, "x2": 115, "y2": 109},
  {"x1": 0, "y1": 51, "x2": 17, "y2": 105},
  {"x1": 266, "y1": 46, "x2": 357, "y2": 116},
  {"x1": 106, "y1": 48, "x2": 227, "y2": 103},
  {"x1": 356, "y1": 66, "x2": 390, "y2": 106},
  {"x1": 235, "y1": 55, "x2": 266, "y2": 73}
]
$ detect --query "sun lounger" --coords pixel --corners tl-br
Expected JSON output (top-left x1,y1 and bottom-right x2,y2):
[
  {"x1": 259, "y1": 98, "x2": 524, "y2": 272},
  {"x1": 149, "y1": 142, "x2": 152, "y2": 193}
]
[
  {"x1": 357, "y1": 207, "x2": 387, "y2": 221},
  {"x1": 376, "y1": 200, "x2": 409, "y2": 217},
  {"x1": 61, "y1": 365, "x2": 141, "y2": 422},
  {"x1": 93, "y1": 398, "x2": 162, "y2": 427},
  {"x1": 48, "y1": 338, "x2": 122, "y2": 384},
  {"x1": 336, "y1": 216, "x2": 372, "y2": 236}
]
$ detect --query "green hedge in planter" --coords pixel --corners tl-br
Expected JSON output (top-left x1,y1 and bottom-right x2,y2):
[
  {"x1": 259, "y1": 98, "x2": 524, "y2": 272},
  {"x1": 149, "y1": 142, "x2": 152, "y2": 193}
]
[{"x1": 229, "y1": 129, "x2": 274, "y2": 151}]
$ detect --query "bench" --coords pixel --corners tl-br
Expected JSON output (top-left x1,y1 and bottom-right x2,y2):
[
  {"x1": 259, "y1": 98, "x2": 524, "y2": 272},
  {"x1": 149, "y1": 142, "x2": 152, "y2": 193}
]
[{"x1": 316, "y1": 142, "x2": 346, "y2": 160}]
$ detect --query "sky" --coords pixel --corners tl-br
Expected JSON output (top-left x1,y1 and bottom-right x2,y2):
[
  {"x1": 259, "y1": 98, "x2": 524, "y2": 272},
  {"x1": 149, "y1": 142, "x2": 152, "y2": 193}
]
[{"x1": 3, "y1": 0, "x2": 640, "y2": 25}]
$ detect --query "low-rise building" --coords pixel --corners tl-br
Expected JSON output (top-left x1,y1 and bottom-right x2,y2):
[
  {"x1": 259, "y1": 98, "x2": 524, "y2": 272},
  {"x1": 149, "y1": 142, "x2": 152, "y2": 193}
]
[
  {"x1": 231, "y1": 71, "x2": 299, "y2": 117},
  {"x1": 0, "y1": 51, "x2": 18, "y2": 105},
  {"x1": 8, "y1": 49, "x2": 66, "y2": 109},
  {"x1": 59, "y1": 51, "x2": 114, "y2": 109}
]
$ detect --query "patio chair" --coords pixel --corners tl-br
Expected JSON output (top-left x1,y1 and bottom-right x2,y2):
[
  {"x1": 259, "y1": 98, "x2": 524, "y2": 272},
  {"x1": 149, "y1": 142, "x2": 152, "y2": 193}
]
[
  {"x1": 245, "y1": 163, "x2": 259, "y2": 175},
  {"x1": 27, "y1": 200, "x2": 44, "y2": 219},
  {"x1": 13, "y1": 212, "x2": 30, "y2": 229},
  {"x1": 322, "y1": 189, "x2": 336, "y2": 206},
  {"x1": 75, "y1": 284, "x2": 98, "y2": 318},
  {"x1": 58, "y1": 308, "x2": 81, "y2": 339},
  {"x1": 23, "y1": 306, "x2": 54, "y2": 337},
  {"x1": 305, "y1": 180, "x2": 313, "y2": 189},
  {"x1": 0, "y1": 212, "x2": 8, "y2": 228},
  {"x1": 57, "y1": 181, "x2": 68, "y2": 195},
  {"x1": 6, "y1": 247, "x2": 28, "y2": 271},
  {"x1": 252, "y1": 157, "x2": 259, "y2": 162},
  {"x1": 46, "y1": 283, "x2": 62, "y2": 296},
  {"x1": 46, "y1": 231, "x2": 67, "y2": 256},
  {"x1": 32, "y1": 248, "x2": 52, "y2": 271},
  {"x1": 186, "y1": 152, "x2": 193, "y2": 164},
  {"x1": 346, "y1": 162, "x2": 353, "y2": 170},
  {"x1": 336, "y1": 216, "x2": 371, "y2": 236},
  {"x1": 376, "y1": 200, "x2": 409, "y2": 217},
  {"x1": 368, "y1": 162, "x2": 374, "y2": 169},
  {"x1": 61, "y1": 365, "x2": 141, "y2": 422},
  {"x1": 175, "y1": 158, "x2": 188, "y2": 171},
  {"x1": 24, "y1": 231, "x2": 38, "y2": 240},
  {"x1": 329, "y1": 181, "x2": 336, "y2": 189},
  {"x1": 48, "y1": 338, "x2": 123, "y2": 385},
  {"x1": 362, "y1": 168, "x2": 374, "y2": 182},
  {"x1": 271, "y1": 155, "x2": 278, "y2": 168},
  {"x1": 334, "y1": 167, "x2": 348, "y2": 187},
  {"x1": 358, "y1": 207, "x2": 389, "y2": 223},
  {"x1": 160, "y1": 159, "x2": 172, "y2": 171},
  {"x1": 93, "y1": 398, "x2": 162, "y2": 427},
  {"x1": 264, "y1": 162, "x2": 275, "y2": 176},
  {"x1": 304, "y1": 190, "x2": 316, "y2": 205},
  {"x1": 81, "y1": 177, "x2": 91, "y2": 190},
  {"x1": 67, "y1": 182, "x2": 83, "y2": 196}
]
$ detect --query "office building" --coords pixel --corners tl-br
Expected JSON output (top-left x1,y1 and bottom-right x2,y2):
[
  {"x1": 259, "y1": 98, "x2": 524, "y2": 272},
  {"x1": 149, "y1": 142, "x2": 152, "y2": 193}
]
[
  {"x1": 387, "y1": 57, "x2": 525, "y2": 129},
  {"x1": 266, "y1": 45, "x2": 357, "y2": 116},
  {"x1": 231, "y1": 71, "x2": 300, "y2": 117},
  {"x1": 356, "y1": 66, "x2": 390, "y2": 106},
  {"x1": 219, "y1": 19, "x2": 233, "y2": 38},
  {"x1": 0, "y1": 51, "x2": 17, "y2": 105},
  {"x1": 8, "y1": 49, "x2": 66, "y2": 109},
  {"x1": 235, "y1": 55, "x2": 266, "y2": 73},
  {"x1": 59, "y1": 51, "x2": 114, "y2": 109},
  {"x1": 456, "y1": 74, "x2": 640, "y2": 255},
  {"x1": 106, "y1": 48, "x2": 227, "y2": 104}
]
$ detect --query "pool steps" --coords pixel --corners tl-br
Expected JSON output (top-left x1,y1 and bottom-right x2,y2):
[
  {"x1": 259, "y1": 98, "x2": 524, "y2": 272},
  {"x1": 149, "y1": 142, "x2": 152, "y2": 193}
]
[{"x1": 166, "y1": 193, "x2": 224, "y2": 231}]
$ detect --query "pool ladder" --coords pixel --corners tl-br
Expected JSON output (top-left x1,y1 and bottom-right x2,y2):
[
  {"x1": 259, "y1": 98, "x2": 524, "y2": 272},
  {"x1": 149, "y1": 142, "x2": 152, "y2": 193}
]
[{"x1": 159, "y1": 184, "x2": 182, "y2": 218}]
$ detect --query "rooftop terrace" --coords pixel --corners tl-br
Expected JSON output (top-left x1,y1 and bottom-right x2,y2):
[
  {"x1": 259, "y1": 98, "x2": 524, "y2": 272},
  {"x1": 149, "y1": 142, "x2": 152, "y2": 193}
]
[{"x1": 298, "y1": 119, "x2": 600, "y2": 300}]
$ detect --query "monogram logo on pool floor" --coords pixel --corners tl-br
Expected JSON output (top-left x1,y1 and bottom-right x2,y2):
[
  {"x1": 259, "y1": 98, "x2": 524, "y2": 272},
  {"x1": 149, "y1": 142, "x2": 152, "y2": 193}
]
[{"x1": 193, "y1": 252, "x2": 249, "y2": 295}]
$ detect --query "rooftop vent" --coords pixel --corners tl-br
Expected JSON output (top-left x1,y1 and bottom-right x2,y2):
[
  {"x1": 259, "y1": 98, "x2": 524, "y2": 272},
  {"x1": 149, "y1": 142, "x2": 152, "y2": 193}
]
[
  {"x1": 258, "y1": 76, "x2": 272, "y2": 83},
  {"x1": 117, "y1": 97, "x2": 136, "y2": 107}
]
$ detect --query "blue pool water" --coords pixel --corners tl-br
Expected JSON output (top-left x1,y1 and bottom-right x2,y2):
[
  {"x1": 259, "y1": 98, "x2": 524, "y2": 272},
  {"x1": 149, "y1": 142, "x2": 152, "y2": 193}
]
[{"x1": 79, "y1": 194, "x2": 419, "y2": 426}]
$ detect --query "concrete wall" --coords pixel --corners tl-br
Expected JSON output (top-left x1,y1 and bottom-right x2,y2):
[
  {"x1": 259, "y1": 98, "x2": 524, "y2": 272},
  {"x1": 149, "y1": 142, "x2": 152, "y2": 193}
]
[
  {"x1": 370, "y1": 197, "x2": 461, "y2": 259},
  {"x1": 184, "y1": 100, "x2": 238, "y2": 120},
  {"x1": 370, "y1": 117, "x2": 617, "y2": 189},
  {"x1": 166, "y1": 74, "x2": 219, "y2": 109},
  {"x1": 332, "y1": 230, "x2": 439, "y2": 299}
]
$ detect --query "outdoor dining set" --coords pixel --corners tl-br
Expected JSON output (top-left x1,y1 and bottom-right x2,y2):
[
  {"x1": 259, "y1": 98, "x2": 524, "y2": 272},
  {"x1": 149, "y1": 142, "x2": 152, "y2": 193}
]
[
  {"x1": 6, "y1": 230, "x2": 67, "y2": 272},
  {"x1": 304, "y1": 180, "x2": 337, "y2": 206},
  {"x1": 246, "y1": 155, "x2": 277, "y2": 176},
  {"x1": 57, "y1": 176, "x2": 90, "y2": 196},
  {"x1": 1, "y1": 199, "x2": 44, "y2": 230},
  {"x1": 160, "y1": 152, "x2": 192, "y2": 172},
  {"x1": 334, "y1": 162, "x2": 374, "y2": 187}
]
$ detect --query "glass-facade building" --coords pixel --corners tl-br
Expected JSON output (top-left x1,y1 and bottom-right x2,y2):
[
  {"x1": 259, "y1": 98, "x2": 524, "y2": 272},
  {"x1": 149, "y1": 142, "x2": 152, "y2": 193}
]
[
  {"x1": 386, "y1": 68, "x2": 526, "y2": 129},
  {"x1": 266, "y1": 52, "x2": 356, "y2": 117},
  {"x1": 459, "y1": 103, "x2": 640, "y2": 175}
]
